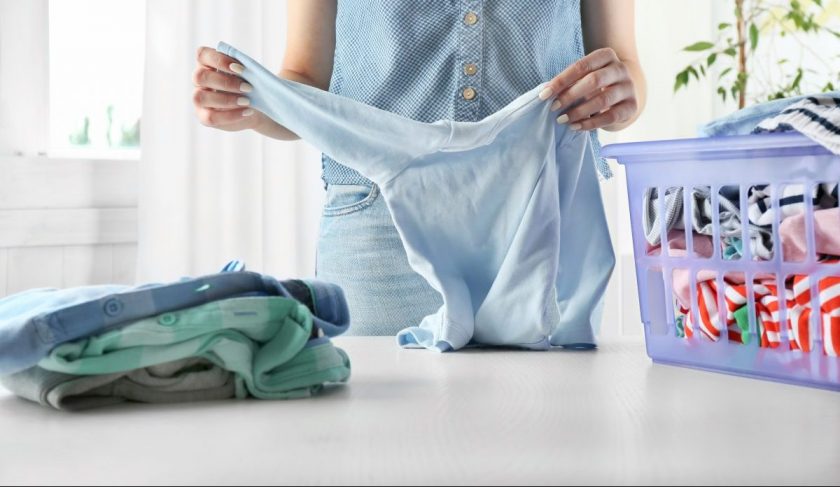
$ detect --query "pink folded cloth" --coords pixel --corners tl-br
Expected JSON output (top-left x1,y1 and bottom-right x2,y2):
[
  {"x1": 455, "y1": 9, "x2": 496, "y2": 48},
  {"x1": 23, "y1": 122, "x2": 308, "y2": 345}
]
[
  {"x1": 780, "y1": 208, "x2": 840, "y2": 261},
  {"x1": 648, "y1": 232, "x2": 778, "y2": 308},
  {"x1": 648, "y1": 232, "x2": 722, "y2": 308}
]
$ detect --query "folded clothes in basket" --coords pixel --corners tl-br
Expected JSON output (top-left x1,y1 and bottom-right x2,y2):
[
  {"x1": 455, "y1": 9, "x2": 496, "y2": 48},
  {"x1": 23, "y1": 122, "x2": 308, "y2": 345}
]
[
  {"x1": 753, "y1": 95, "x2": 840, "y2": 155},
  {"x1": 650, "y1": 230, "x2": 840, "y2": 355},
  {"x1": 780, "y1": 208, "x2": 840, "y2": 262},
  {"x1": 789, "y1": 266, "x2": 840, "y2": 355},
  {"x1": 698, "y1": 90, "x2": 840, "y2": 145},
  {"x1": 672, "y1": 263, "x2": 840, "y2": 357},
  {"x1": 681, "y1": 278, "x2": 784, "y2": 347},
  {"x1": 644, "y1": 184, "x2": 837, "y2": 259}
]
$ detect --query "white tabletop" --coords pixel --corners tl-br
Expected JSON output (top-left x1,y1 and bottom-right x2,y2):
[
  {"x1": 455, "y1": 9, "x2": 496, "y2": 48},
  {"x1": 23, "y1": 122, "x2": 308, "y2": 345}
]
[{"x1": 0, "y1": 337, "x2": 837, "y2": 486}]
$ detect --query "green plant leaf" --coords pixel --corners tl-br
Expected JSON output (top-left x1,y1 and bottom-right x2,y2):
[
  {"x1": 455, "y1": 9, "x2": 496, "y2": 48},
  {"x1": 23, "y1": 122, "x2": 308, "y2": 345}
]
[
  {"x1": 687, "y1": 66, "x2": 700, "y2": 81},
  {"x1": 673, "y1": 70, "x2": 690, "y2": 92},
  {"x1": 749, "y1": 23, "x2": 759, "y2": 51},
  {"x1": 683, "y1": 41, "x2": 715, "y2": 51},
  {"x1": 718, "y1": 86, "x2": 727, "y2": 102},
  {"x1": 791, "y1": 68, "x2": 803, "y2": 91},
  {"x1": 707, "y1": 53, "x2": 717, "y2": 66},
  {"x1": 719, "y1": 67, "x2": 733, "y2": 78},
  {"x1": 724, "y1": 47, "x2": 737, "y2": 57},
  {"x1": 718, "y1": 22, "x2": 731, "y2": 30}
]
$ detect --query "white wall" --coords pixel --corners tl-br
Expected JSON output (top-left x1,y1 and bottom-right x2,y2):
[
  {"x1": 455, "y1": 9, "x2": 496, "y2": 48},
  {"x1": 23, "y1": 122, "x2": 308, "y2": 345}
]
[{"x1": 0, "y1": 158, "x2": 138, "y2": 295}]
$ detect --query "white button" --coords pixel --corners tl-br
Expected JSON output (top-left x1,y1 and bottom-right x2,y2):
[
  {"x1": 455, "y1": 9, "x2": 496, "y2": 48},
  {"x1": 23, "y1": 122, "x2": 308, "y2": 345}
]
[
  {"x1": 464, "y1": 11, "x2": 479, "y2": 26},
  {"x1": 464, "y1": 63, "x2": 478, "y2": 76},
  {"x1": 462, "y1": 87, "x2": 477, "y2": 100}
]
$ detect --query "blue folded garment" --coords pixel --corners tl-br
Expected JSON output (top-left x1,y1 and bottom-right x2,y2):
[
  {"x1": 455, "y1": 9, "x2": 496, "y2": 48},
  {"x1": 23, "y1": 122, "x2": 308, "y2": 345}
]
[
  {"x1": 698, "y1": 90, "x2": 840, "y2": 137},
  {"x1": 0, "y1": 270, "x2": 350, "y2": 376}
]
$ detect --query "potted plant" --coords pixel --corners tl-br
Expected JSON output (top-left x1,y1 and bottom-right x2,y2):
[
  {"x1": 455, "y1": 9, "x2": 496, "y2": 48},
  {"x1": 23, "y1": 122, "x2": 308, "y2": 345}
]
[{"x1": 674, "y1": 0, "x2": 840, "y2": 108}]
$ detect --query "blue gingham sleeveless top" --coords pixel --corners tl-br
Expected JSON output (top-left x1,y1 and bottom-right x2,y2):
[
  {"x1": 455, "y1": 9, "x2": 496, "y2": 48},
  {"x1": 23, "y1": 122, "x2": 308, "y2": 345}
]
[{"x1": 322, "y1": 0, "x2": 610, "y2": 185}]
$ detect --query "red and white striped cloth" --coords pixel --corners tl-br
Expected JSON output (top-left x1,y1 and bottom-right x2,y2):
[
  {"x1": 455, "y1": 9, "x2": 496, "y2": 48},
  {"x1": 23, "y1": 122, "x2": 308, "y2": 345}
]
[
  {"x1": 789, "y1": 260, "x2": 840, "y2": 356},
  {"x1": 675, "y1": 264, "x2": 840, "y2": 356},
  {"x1": 682, "y1": 278, "x2": 781, "y2": 346}
]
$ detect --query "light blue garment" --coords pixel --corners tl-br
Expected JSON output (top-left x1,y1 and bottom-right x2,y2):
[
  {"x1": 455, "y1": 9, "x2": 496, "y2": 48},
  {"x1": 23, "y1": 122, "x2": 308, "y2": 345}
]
[
  {"x1": 698, "y1": 90, "x2": 840, "y2": 137},
  {"x1": 317, "y1": 184, "x2": 443, "y2": 336},
  {"x1": 323, "y1": 0, "x2": 610, "y2": 185},
  {"x1": 218, "y1": 42, "x2": 615, "y2": 351}
]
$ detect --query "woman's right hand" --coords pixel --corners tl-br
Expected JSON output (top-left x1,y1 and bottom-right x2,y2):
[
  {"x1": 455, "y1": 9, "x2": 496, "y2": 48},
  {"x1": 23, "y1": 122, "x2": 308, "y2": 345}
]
[{"x1": 193, "y1": 46, "x2": 266, "y2": 132}]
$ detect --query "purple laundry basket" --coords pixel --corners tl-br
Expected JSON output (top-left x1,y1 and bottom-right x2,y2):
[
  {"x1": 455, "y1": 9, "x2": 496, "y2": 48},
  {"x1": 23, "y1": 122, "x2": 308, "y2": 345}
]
[{"x1": 602, "y1": 132, "x2": 840, "y2": 391}]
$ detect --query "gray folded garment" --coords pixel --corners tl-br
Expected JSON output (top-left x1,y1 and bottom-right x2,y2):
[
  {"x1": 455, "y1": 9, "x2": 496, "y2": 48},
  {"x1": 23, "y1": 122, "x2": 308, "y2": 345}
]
[
  {"x1": 643, "y1": 186, "x2": 773, "y2": 257},
  {"x1": 0, "y1": 358, "x2": 235, "y2": 411}
]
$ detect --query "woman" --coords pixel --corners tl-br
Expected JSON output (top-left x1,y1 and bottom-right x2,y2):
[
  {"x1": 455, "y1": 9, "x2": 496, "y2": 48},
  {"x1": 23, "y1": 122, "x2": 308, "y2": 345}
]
[{"x1": 192, "y1": 0, "x2": 646, "y2": 336}]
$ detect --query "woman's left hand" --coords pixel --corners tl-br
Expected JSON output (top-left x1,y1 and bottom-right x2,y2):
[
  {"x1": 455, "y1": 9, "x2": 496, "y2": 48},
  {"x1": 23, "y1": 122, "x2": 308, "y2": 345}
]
[{"x1": 539, "y1": 47, "x2": 639, "y2": 132}]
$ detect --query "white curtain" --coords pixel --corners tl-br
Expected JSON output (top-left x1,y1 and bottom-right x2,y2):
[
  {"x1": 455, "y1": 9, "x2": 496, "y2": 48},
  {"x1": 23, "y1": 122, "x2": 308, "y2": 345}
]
[{"x1": 137, "y1": 0, "x2": 324, "y2": 282}]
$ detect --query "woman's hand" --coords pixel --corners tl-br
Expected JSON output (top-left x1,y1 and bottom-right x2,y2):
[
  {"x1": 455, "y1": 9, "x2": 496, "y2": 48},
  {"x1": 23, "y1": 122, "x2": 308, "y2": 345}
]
[
  {"x1": 539, "y1": 47, "x2": 640, "y2": 132},
  {"x1": 193, "y1": 46, "x2": 267, "y2": 131}
]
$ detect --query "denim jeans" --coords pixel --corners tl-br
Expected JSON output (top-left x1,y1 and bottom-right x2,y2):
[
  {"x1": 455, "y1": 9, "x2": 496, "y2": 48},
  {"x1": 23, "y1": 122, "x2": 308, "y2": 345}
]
[{"x1": 316, "y1": 184, "x2": 443, "y2": 336}]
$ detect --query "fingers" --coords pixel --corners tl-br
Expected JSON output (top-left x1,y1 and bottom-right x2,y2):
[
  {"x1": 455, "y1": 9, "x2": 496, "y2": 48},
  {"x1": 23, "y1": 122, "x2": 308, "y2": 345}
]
[
  {"x1": 196, "y1": 46, "x2": 243, "y2": 75},
  {"x1": 193, "y1": 46, "x2": 255, "y2": 129},
  {"x1": 542, "y1": 48, "x2": 619, "y2": 98},
  {"x1": 551, "y1": 62, "x2": 629, "y2": 110},
  {"x1": 195, "y1": 107, "x2": 256, "y2": 127},
  {"x1": 192, "y1": 67, "x2": 252, "y2": 93},
  {"x1": 193, "y1": 89, "x2": 251, "y2": 110},
  {"x1": 562, "y1": 82, "x2": 634, "y2": 124},
  {"x1": 566, "y1": 99, "x2": 638, "y2": 131}
]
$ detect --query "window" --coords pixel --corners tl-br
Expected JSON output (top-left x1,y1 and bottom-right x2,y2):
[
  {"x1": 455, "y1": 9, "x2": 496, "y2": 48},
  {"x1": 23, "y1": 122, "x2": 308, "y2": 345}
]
[{"x1": 49, "y1": 0, "x2": 145, "y2": 157}]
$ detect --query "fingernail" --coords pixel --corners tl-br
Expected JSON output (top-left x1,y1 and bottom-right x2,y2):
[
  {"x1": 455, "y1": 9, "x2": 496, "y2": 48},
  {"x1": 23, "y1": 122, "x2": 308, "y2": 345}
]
[
  {"x1": 556, "y1": 114, "x2": 569, "y2": 125},
  {"x1": 230, "y1": 63, "x2": 245, "y2": 74},
  {"x1": 550, "y1": 99, "x2": 562, "y2": 111},
  {"x1": 569, "y1": 123, "x2": 582, "y2": 131},
  {"x1": 538, "y1": 86, "x2": 554, "y2": 101},
  {"x1": 242, "y1": 109, "x2": 255, "y2": 117},
  {"x1": 237, "y1": 97, "x2": 250, "y2": 107},
  {"x1": 240, "y1": 82, "x2": 253, "y2": 93}
]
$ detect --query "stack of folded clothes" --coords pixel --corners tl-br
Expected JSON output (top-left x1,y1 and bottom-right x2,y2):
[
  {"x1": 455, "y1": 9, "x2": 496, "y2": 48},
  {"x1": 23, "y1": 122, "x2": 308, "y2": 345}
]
[{"x1": 0, "y1": 262, "x2": 351, "y2": 411}]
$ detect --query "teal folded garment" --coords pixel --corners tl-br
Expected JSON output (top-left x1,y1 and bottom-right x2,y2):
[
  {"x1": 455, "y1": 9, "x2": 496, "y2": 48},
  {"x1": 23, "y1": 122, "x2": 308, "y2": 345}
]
[{"x1": 36, "y1": 297, "x2": 351, "y2": 400}]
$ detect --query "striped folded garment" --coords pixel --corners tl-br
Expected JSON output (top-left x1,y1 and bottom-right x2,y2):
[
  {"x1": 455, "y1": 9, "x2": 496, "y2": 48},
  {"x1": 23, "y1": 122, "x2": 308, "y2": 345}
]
[
  {"x1": 753, "y1": 94, "x2": 840, "y2": 155},
  {"x1": 677, "y1": 262, "x2": 840, "y2": 356}
]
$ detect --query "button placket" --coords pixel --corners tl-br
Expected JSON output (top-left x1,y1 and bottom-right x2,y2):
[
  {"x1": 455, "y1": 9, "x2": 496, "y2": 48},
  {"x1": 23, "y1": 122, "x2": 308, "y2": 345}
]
[{"x1": 455, "y1": 0, "x2": 484, "y2": 119}]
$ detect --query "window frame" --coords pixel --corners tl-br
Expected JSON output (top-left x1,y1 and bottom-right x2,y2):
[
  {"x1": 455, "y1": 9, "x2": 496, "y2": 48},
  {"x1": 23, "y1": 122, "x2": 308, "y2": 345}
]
[{"x1": 0, "y1": 0, "x2": 142, "y2": 162}]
